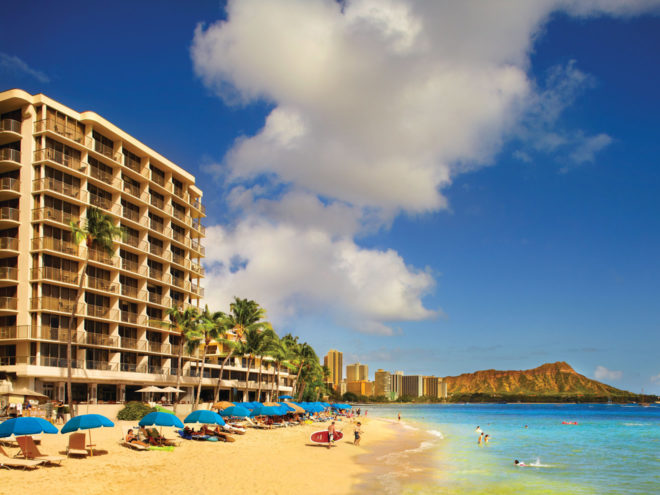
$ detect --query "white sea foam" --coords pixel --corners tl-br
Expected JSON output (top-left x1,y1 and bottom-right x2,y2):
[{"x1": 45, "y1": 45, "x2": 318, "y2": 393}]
[
  {"x1": 401, "y1": 423, "x2": 419, "y2": 431},
  {"x1": 427, "y1": 429, "x2": 444, "y2": 439},
  {"x1": 377, "y1": 440, "x2": 435, "y2": 464},
  {"x1": 623, "y1": 422, "x2": 647, "y2": 426}
]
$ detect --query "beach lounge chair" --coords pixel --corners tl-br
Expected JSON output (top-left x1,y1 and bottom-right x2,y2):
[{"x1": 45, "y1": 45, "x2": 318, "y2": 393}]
[
  {"x1": 66, "y1": 432, "x2": 89, "y2": 457},
  {"x1": 16, "y1": 436, "x2": 64, "y2": 465},
  {"x1": 119, "y1": 427, "x2": 148, "y2": 451},
  {"x1": 0, "y1": 444, "x2": 42, "y2": 469}
]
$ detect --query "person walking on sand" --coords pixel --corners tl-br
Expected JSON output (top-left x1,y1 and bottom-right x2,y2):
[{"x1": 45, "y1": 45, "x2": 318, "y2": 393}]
[
  {"x1": 327, "y1": 421, "x2": 336, "y2": 449},
  {"x1": 398, "y1": 412, "x2": 401, "y2": 422},
  {"x1": 354, "y1": 422, "x2": 362, "y2": 446}
]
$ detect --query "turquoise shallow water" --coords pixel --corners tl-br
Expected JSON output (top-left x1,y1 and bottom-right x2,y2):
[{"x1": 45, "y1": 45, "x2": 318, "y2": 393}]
[{"x1": 363, "y1": 403, "x2": 660, "y2": 494}]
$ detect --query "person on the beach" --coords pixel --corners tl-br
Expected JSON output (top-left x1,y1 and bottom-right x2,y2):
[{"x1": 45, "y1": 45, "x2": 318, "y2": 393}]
[
  {"x1": 398, "y1": 412, "x2": 401, "y2": 421},
  {"x1": 126, "y1": 429, "x2": 148, "y2": 448},
  {"x1": 354, "y1": 422, "x2": 362, "y2": 446},
  {"x1": 478, "y1": 432, "x2": 484, "y2": 445},
  {"x1": 56, "y1": 401, "x2": 65, "y2": 424},
  {"x1": 328, "y1": 421, "x2": 336, "y2": 449}
]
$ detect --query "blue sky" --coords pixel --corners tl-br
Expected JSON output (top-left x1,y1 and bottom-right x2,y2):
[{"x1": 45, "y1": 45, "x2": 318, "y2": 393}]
[{"x1": 2, "y1": 1, "x2": 659, "y2": 393}]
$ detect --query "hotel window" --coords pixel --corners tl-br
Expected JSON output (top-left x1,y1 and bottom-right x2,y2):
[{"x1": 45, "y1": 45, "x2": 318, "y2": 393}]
[
  {"x1": 122, "y1": 173, "x2": 141, "y2": 196},
  {"x1": 121, "y1": 199, "x2": 140, "y2": 222},
  {"x1": 87, "y1": 183, "x2": 112, "y2": 210},
  {"x1": 149, "y1": 164, "x2": 165, "y2": 186},
  {"x1": 88, "y1": 156, "x2": 114, "y2": 184},
  {"x1": 122, "y1": 148, "x2": 141, "y2": 172},
  {"x1": 45, "y1": 137, "x2": 81, "y2": 165},
  {"x1": 92, "y1": 130, "x2": 114, "y2": 158},
  {"x1": 149, "y1": 188, "x2": 164, "y2": 209}
]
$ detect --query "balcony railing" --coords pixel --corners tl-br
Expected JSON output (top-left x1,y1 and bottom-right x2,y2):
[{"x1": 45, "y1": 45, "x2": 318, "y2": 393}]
[
  {"x1": 123, "y1": 155, "x2": 142, "y2": 173},
  {"x1": 31, "y1": 266, "x2": 78, "y2": 285},
  {"x1": 191, "y1": 221, "x2": 206, "y2": 236},
  {"x1": 120, "y1": 258, "x2": 139, "y2": 272},
  {"x1": 190, "y1": 241, "x2": 205, "y2": 256},
  {"x1": 0, "y1": 207, "x2": 19, "y2": 222},
  {"x1": 148, "y1": 293, "x2": 170, "y2": 307},
  {"x1": 120, "y1": 285, "x2": 138, "y2": 298},
  {"x1": 86, "y1": 305, "x2": 117, "y2": 320},
  {"x1": 89, "y1": 138, "x2": 114, "y2": 159},
  {"x1": 0, "y1": 267, "x2": 17, "y2": 280},
  {"x1": 120, "y1": 311, "x2": 146, "y2": 325},
  {"x1": 34, "y1": 119, "x2": 84, "y2": 143},
  {"x1": 86, "y1": 360, "x2": 117, "y2": 371},
  {"x1": 171, "y1": 230, "x2": 186, "y2": 244},
  {"x1": 150, "y1": 172, "x2": 165, "y2": 187},
  {"x1": 190, "y1": 197, "x2": 206, "y2": 215},
  {"x1": 120, "y1": 337, "x2": 142, "y2": 351},
  {"x1": 32, "y1": 237, "x2": 79, "y2": 256},
  {"x1": 85, "y1": 332, "x2": 119, "y2": 347},
  {"x1": 171, "y1": 253, "x2": 187, "y2": 267},
  {"x1": 32, "y1": 207, "x2": 80, "y2": 226},
  {"x1": 0, "y1": 148, "x2": 20, "y2": 163},
  {"x1": 150, "y1": 220, "x2": 165, "y2": 233},
  {"x1": 0, "y1": 177, "x2": 19, "y2": 193},
  {"x1": 0, "y1": 237, "x2": 18, "y2": 250},
  {"x1": 38, "y1": 356, "x2": 82, "y2": 368},
  {"x1": 120, "y1": 362, "x2": 148, "y2": 373},
  {"x1": 88, "y1": 193, "x2": 113, "y2": 210},
  {"x1": 148, "y1": 268, "x2": 165, "y2": 281},
  {"x1": 33, "y1": 177, "x2": 81, "y2": 199},
  {"x1": 191, "y1": 263, "x2": 205, "y2": 276},
  {"x1": 86, "y1": 276, "x2": 118, "y2": 293},
  {"x1": 192, "y1": 285, "x2": 204, "y2": 298},
  {"x1": 1, "y1": 118, "x2": 21, "y2": 134},
  {"x1": 34, "y1": 148, "x2": 82, "y2": 171},
  {"x1": 123, "y1": 234, "x2": 141, "y2": 248},
  {"x1": 0, "y1": 325, "x2": 18, "y2": 339},
  {"x1": 30, "y1": 297, "x2": 80, "y2": 313},
  {"x1": 172, "y1": 277, "x2": 189, "y2": 291},
  {"x1": 86, "y1": 247, "x2": 118, "y2": 267},
  {"x1": 150, "y1": 196, "x2": 165, "y2": 210}
]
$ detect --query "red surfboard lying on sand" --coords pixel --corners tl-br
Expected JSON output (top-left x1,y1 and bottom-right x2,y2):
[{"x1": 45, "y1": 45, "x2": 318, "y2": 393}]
[{"x1": 310, "y1": 430, "x2": 344, "y2": 444}]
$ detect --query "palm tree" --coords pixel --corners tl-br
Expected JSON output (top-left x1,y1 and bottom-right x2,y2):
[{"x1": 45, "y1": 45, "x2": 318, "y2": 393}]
[
  {"x1": 254, "y1": 327, "x2": 276, "y2": 402},
  {"x1": 189, "y1": 307, "x2": 225, "y2": 409},
  {"x1": 267, "y1": 335, "x2": 294, "y2": 401},
  {"x1": 293, "y1": 342, "x2": 319, "y2": 401},
  {"x1": 153, "y1": 305, "x2": 199, "y2": 414},
  {"x1": 68, "y1": 207, "x2": 123, "y2": 417},
  {"x1": 213, "y1": 297, "x2": 270, "y2": 403}
]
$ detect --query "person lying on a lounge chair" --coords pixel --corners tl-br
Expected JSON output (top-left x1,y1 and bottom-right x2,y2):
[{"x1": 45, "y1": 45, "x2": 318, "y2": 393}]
[{"x1": 126, "y1": 429, "x2": 149, "y2": 448}]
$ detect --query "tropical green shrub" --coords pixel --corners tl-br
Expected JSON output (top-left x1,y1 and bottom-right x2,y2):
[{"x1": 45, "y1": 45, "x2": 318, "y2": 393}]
[{"x1": 117, "y1": 401, "x2": 156, "y2": 421}]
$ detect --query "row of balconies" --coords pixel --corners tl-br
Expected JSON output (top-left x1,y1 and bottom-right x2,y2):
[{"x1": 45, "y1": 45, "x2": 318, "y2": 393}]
[
  {"x1": 32, "y1": 176, "x2": 206, "y2": 236},
  {"x1": 33, "y1": 144, "x2": 205, "y2": 216},
  {"x1": 30, "y1": 237, "x2": 204, "y2": 287}
]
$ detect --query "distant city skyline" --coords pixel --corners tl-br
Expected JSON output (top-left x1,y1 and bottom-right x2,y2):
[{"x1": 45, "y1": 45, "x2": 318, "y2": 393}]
[{"x1": 2, "y1": 1, "x2": 658, "y2": 393}]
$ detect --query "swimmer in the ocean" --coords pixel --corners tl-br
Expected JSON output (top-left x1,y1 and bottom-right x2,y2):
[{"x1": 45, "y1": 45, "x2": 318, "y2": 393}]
[
  {"x1": 475, "y1": 426, "x2": 482, "y2": 433},
  {"x1": 514, "y1": 460, "x2": 526, "y2": 466}
]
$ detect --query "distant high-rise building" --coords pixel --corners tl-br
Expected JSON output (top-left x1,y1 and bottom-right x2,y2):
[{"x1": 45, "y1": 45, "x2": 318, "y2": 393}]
[
  {"x1": 347, "y1": 380, "x2": 374, "y2": 397},
  {"x1": 440, "y1": 379, "x2": 447, "y2": 399},
  {"x1": 423, "y1": 376, "x2": 440, "y2": 397},
  {"x1": 391, "y1": 371, "x2": 404, "y2": 399},
  {"x1": 402, "y1": 375, "x2": 424, "y2": 397},
  {"x1": 374, "y1": 369, "x2": 391, "y2": 397},
  {"x1": 323, "y1": 349, "x2": 343, "y2": 387},
  {"x1": 346, "y1": 362, "x2": 368, "y2": 382}
]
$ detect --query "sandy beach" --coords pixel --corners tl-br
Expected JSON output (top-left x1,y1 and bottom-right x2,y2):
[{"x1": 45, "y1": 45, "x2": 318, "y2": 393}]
[{"x1": 0, "y1": 417, "x2": 398, "y2": 495}]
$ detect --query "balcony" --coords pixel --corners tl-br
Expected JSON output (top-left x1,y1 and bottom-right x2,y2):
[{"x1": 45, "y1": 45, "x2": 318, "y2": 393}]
[
  {"x1": 85, "y1": 332, "x2": 118, "y2": 347},
  {"x1": 120, "y1": 258, "x2": 139, "y2": 273},
  {"x1": 34, "y1": 119, "x2": 84, "y2": 144},
  {"x1": 123, "y1": 234, "x2": 141, "y2": 248},
  {"x1": 191, "y1": 263, "x2": 205, "y2": 276},
  {"x1": 0, "y1": 296, "x2": 17, "y2": 311},
  {"x1": 0, "y1": 207, "x2": 19, "y2": 222},
  {"x1": 32, "y1": 237, "x2": 79, "y2": 256},
  {"x1": 172, "y1": 276, "x2": 189, "y2": 291},
  {"x1": 32, "y1": 207, "x2": 80, "y2": 226},
  {"x1": 38, "y1": 356, "x2": 82, "y2": 368},
  {"x1": 148, "y1": 292, "x2": 170, "y2": 307},
  {"x1": 191, "y1": 221, "x2": 206, "y2": 236},
  {"x1": 150, "y1": 195, "x2": 165, "y2": 210},
  {"x1": 86, "y1": 276, "x2": 118, "y2": 293},
  {"x1": 148, "y1": 268, "x2": 166, "y2": 282},
  {"x1": 86, "y1": 304, "x2": 117, "y2": 320},
  {"x1": 89, "y1": 138, "x2": 114, "y2": 159},
  {"x1": 0, "y1": 177, "x2": 19, "y2": 194},
  {"x1": 86, "y1": 360, "x2": 117, "y2": 371},
  {"x1": 150, "y1": 219, "x2": 165, "y2": 233},
  {"x1": 189, "y1": 197, "x2": 206, "y2": 215},
  {"x1": 150, "y1": 172, "x2": 165, "y2": 188},
  {"x1": 86, "y1": 247, "x2": 118, "y2": 267},
  {"x1": 0, "y1": 237, "x2": 18, "y2": 251},
  {"x1": 120, "y1": 337, "x2": 142, "y2": 351},
  {"x1": 31, "y1": 267, "x2": 78, "y2": 285},
  {"x1": 120, "y1": 285, "x2": 138, "y2": 298},
  {"x1": 120, "y1": 311, "x2": 146, "y2": 325},
  {"x1": 192, "y1": 285, "x2": 204, "y2": 298},
  {"x1": 190, "y1": 241, "x2": 205, "y2": 256},
  {"x1": 1, "y1": 118, "x2": 21, "y2": 135},
  {"x1": 171, "y1": 253, "x2": 188, "y2": 268},
  {"x1": 148, "y1": 341, "x2": 171, "y2": 354},
  {"x1": 88, "y1": 193, "x2": 113, "y2": 211},
  {"x1": 171, "y1": 230, "x2": 186, "y2": 245},
  {"x1": 33, "y1": 177, "x2": 81, "y2": 200},
  {"x1": 120, "y1": 362, "x2": 148, "y2": 373},
  {"x1": 123, "y1": 154, "x2": 142, "y2": 174},
  {"x1": 30, "y1": 297, "x2": 80, "y2": 313},
  {"x1": 34, "y1": 148, "x2": 83, "y2": 172},
  {"x1": 0, "y1": 148, "x2": 20, "y2": 166}
]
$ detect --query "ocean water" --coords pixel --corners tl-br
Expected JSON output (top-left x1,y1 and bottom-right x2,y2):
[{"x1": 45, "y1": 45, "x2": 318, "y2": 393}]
[{"x1": 358, "y1": 403, "x2": 660, "y2": 494}]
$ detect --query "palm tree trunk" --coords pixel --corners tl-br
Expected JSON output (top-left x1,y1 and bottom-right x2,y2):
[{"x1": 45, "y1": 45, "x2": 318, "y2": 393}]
[
  {"x1": 173, "y1": 340, "x2": 183, "y2": 414},
  {"x1": 213, "y1": 348, "x2": 233, "y2": 403},
  {"x1": 275, "y1": 362, "x2": 281, "y2": 401},
  {"x1": 66, "y1": 258, "x2": 87, "y2": 418},
  {"x1": 243, "y1": 356, "x2": 253, "y2": 400},
  {"x1": 293, "y1": 363, "x2": 303, "y2": 399},
  {"x1": 194, "y1": 340, "x2": 208, "y2": 410},
  {"x1": 256, "y1": 358, "x2": 263, "y2": 402}
]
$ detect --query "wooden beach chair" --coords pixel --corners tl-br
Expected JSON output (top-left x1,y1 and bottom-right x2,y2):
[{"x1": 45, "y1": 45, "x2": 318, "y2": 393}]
[
  {"x1": 16, "y1": 436, "x2": 64, "y2": 465},
  {"x1": 66, "y1": 432, "x2": 89, "y2": 457},
  {"x1": 0, "y1": 444, "x2": 43, "y2": 469}
]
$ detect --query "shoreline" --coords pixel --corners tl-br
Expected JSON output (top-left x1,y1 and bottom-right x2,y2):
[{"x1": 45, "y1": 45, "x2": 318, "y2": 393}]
[{"x1": 1, "y1": 416, "x2": 412, "y2": 495}]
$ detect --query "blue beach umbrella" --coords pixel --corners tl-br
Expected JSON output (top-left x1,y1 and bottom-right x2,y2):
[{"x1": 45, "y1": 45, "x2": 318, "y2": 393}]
[
  {"x1": 61, "y1": 414, "x2": 114, "y2": 456},
  {"x1": 279, "y1": 395, "x2": 294, "y2": 400},
  {"x1": 0, "y1": 417, "x2": 58, "y2": 438},
  {"x1": 249, "y1": 404, "x2": 288, "y2": 417},
  {"x1": 139, "y1": 411, "x2": 184, "y2": 429},
  {"x1": 184, "y1": 410, "x2": 225, "y2": 425},
  {"x1": 218, "y1": 405, "x2": 251, "y2": 418}
]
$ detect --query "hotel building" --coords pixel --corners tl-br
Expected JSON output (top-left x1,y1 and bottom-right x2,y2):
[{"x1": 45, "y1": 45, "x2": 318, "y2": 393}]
[
  {"x1": 346, "y1": 362, "x2": 368, "y2": 382},
  {"x1": 390, "y1": 370, "x2": 403, "y2": 399},
  {"x1": 401, "y1": 375, "x2": 424, "y2": 398},
  {"x1": 0, "y1": 89, "x2": 291, "y2": 405},
  {"x1": 374, "y1": 369, "x2": 391, "y2": 397},
  {"x1": 324, "y1": 349, "x2": 343, "y2": 389}
]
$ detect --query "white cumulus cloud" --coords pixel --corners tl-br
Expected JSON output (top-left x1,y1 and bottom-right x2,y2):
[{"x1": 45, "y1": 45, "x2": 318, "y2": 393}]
[
  {"x1": 594, "y1": 365, "x2": 623, "y2": 382},
  {"x1": 193, "y1": 0, "x2": 660, "y2": 334}
]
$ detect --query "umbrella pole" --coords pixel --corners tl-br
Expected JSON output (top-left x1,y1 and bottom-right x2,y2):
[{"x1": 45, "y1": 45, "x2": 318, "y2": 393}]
[{"x1": 89, "y1": 429, "x2": 94, "y2": 456}]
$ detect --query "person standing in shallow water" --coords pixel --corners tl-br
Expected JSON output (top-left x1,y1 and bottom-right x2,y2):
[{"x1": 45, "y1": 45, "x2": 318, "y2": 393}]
[{"x1": 478, "y1": 432, "x2": 484, "y2": 445}]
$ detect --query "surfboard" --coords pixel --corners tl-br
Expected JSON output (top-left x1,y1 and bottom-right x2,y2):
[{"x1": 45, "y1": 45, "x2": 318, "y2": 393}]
[{"x1": 310, "y1": 430, "x2": 343, "y2": 444}]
